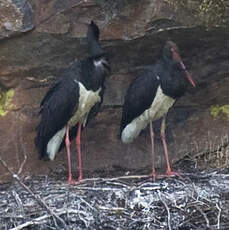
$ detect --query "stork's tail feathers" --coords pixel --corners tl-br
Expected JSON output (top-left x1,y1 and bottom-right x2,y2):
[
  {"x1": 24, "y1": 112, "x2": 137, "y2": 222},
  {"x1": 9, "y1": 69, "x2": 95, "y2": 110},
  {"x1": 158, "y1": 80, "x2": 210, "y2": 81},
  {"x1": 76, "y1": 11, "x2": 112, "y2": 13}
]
[
  {"x1": 35, "y1": 126, "x2": 66, "y2": 161},
  {"x1": 46, "y1": 127, "x2": 66, "y2": 160},
  {"x1": 34, "y1": 133, "x2": 46, "y2": 160}
]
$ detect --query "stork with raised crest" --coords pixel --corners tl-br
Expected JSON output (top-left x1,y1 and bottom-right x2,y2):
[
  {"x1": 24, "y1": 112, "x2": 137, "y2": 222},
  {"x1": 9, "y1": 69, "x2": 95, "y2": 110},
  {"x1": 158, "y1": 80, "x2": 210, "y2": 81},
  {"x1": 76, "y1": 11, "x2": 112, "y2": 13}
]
[{"x1": 35, "y1": 21, "x2": 111, "y2": 184}]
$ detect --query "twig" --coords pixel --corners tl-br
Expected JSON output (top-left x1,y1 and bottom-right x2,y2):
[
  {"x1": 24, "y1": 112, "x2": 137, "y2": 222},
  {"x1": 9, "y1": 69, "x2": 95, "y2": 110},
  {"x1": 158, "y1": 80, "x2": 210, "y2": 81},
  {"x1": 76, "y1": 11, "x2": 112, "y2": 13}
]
[
  {"x1": 158, "y1": 191, "x2": 171, "y2": 230},
  {"x1": 9, "y1": 209, "x2": 89, "y2": 230},
  {"x1": 78, "y1": 173, "x2": 181, "y2": 185},
  {"x1": 78, "y1": 174, "x2": 150, "y2": 183},
  {"x1": 17, "y1": 126, "x2": 28, "y2": 175},
  {"x1": 0, "y1": 156, "x2": 68, "y2": 230},
  {"x1": 17, "y1": 154, "x2": 27, "y2": 175},
  {"x1": 9, "y1": 214, "x2": 49, "y2": 230},
  {"x1": 195, "y1": 205, "x2": 210, "y2": 228},
  {"x1": 73, "y1": 186, "x2": 127, "y2": 191},
  {"x1": 11, "y1": 190, "x2": 25, "y2": 216},
  {"x1": 26, "y1": 76, "x2": 55, "y2": 83},
  {"x1": 216, "y1": 203, "x2": 221, "y2": 229},
  {"x1": 98, "y1": 206, "x2": 126, "y2": 212}
]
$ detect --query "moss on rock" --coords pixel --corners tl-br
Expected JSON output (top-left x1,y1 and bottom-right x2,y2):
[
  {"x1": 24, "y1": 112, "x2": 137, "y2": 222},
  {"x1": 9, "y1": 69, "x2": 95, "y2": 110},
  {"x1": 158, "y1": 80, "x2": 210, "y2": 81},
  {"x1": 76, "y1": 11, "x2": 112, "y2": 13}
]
[
  {"x1": 210, "y1": 104, "x2": 229, "y2": 121},
  {"x1": 0, "y1": 89, "x2": 15, "y2": 116},
  {"x1": 164, "y1": 0, "x2": 229, "y2": 27}
]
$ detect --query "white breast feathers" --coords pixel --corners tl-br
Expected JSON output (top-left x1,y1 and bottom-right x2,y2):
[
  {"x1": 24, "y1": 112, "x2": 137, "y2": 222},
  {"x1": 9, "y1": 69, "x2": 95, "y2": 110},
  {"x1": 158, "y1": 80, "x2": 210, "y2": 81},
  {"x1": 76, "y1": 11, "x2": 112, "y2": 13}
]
[{"x1": 69, "y1": 82, "x2": 101, "y2": 127}]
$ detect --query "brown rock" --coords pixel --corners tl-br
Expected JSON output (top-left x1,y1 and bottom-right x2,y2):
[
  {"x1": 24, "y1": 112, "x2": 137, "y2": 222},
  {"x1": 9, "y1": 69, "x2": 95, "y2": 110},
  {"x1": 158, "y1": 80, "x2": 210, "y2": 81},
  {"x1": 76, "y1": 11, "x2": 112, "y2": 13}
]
[
  {"x1": 0, "y1": 0, "x2": 34, "y2": 39},
  {"x1": 0, "y1": 0, "x2": 229, "y2": 183}
]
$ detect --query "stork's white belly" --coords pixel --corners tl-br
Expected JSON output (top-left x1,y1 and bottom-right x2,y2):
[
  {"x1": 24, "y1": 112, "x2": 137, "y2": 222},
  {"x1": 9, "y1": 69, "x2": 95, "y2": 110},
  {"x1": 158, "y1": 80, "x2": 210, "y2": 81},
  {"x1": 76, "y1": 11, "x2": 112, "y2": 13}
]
[
  {"x1": 69, "y1": 82, "x2": 101, "y2": 127},
  {"x1": 121, "y1": 86, "x2": 175, "y2": 143}
]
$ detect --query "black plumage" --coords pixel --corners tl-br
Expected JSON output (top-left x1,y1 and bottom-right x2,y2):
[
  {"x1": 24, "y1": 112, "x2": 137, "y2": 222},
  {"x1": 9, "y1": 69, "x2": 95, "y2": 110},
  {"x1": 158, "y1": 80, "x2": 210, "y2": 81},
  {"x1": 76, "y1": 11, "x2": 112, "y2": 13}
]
[
  {"x1": 35, "y1": 21, "x2": 110, "y2": 184},
  {"x1": 35, "y1": 77, "x2": 80, "y2": 159},
  {"x1": 120, "y1": 41, "x2": 195, "y2": 180},
  {"x1": 120, "y1": 68, "x2": 160, "y2": 134}
]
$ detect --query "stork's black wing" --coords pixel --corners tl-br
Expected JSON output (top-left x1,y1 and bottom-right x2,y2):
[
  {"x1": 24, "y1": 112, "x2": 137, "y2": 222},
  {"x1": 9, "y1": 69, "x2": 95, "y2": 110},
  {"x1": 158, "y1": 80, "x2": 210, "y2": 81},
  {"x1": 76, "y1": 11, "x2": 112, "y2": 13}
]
[
  {"x1": 35, "y1": 76, "x2": 79, "y2": 158},
  {"x1": 120, "y1": 67, "x2": 160, "y2": 134}
]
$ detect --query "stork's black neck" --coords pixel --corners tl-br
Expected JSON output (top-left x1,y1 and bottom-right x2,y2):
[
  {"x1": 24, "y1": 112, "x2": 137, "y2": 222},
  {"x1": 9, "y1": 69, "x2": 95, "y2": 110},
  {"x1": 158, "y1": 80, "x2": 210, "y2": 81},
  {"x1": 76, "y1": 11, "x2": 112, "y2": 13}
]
[
  {"x1": 68, "y1": 21, "x2": 110, "y2": 92},
  {"x1": 88, "y1": 39, "x2": 105, "y2": 58},
  {"x1": 156, "y1": 58, "x2": 188, "y2": 99},
  {"x1": 69, "y1": 57, "x2": 106, "y2": 91}
]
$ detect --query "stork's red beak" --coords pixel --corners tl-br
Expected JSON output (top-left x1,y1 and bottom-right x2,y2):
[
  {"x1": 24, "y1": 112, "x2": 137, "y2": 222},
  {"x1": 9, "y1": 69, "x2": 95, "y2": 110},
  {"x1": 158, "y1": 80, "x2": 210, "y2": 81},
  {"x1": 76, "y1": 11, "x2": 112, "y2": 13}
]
[{"x1": 171, "y1": 48, "x2": 196, "y2": 87}]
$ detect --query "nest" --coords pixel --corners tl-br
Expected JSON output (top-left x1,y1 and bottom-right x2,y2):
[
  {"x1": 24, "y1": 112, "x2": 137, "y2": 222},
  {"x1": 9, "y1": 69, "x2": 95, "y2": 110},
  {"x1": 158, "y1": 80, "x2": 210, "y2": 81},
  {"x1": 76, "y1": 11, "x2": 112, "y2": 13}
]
[{"x1": 0, "y1": 170, "x2": 229, "y2": 230}]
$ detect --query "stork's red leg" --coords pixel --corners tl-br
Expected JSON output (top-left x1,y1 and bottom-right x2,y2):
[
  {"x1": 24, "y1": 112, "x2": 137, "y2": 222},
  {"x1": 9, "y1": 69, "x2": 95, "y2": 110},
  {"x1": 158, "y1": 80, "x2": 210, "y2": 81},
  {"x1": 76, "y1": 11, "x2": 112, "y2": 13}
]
[
  {"x1": 76, "y1": 124, "x2": 83, "y2": 181},
  {"x1": 149, "y1": 121, "x2": 156, "y2": 181},
  {"x1": 65, "y1": 125, "x2": 76, "y2": 184},
  {"x1": 160, "y1": 115, "x2": 181, "y2": 178}
]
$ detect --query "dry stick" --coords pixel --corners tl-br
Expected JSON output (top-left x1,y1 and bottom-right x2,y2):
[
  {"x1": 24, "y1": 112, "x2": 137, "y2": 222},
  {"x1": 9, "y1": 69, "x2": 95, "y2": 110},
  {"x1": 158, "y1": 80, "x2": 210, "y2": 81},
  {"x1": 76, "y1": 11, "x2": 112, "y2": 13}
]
[
  {"x1": 78, "y1": 173, "x2": 180, "y2": 184},
  {"x1": 12, "y1": 190, "x2": 25, "y2": 216},
  {"x1": 195, "y1": 205, "x2": 210, "y2": 228},
  {"x1": 78, "y1": 174, "x2": 151, "y2": 183},
  {"x1": 98, "y1": 206, "x2": 126, "y2": 212},
  {"x1": 17, "y1": 154, "x2": 27, "y2": 175},
  {"x1": 17, "y1": 127, "x2": 28, "y2": 175},
  {"x1": 158, "y1": 191, "x2": 171, "y2": 230},
  {"x1": 9, "y1": 214, "x2": 51, "y2": 230},
  {"x1": 0, "y1": 156, "x2": 68, "y2": 230},
  {"x1": 216, "y1": 203, "x2": 221, "y2": 229},
  {"x1": 9, "y1": 209, "x2": 88, "y2": 230}
]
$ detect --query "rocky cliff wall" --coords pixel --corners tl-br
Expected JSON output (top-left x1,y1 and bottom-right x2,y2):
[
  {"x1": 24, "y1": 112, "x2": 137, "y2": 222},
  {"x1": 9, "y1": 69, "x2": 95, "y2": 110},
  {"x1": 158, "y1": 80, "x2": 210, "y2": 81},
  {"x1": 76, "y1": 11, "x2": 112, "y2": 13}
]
[{"x1": 0, "y1": 0, "x2": 228, "y2": 182}]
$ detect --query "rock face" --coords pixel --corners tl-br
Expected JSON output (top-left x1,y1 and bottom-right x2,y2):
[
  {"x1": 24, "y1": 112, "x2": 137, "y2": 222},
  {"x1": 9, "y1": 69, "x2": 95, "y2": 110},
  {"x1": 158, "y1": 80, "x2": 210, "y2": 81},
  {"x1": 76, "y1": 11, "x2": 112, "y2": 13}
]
[
  {"x1": 0, "y1": 0, "x2": 34, "y2": 39},
  {"x1": 0, "y1": 0, "x2": 229, "y2": 182}
]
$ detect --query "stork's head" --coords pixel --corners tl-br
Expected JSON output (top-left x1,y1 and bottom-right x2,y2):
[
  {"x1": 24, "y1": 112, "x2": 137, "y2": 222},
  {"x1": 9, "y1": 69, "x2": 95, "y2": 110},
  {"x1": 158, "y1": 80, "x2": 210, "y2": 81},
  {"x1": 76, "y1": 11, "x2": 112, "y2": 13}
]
[
  {"x1": 87, "y1": 20, "x2": 100, "y2": 42},
  {"x1": 163, "y1": 41, "x2": 196, "y2": 87}
]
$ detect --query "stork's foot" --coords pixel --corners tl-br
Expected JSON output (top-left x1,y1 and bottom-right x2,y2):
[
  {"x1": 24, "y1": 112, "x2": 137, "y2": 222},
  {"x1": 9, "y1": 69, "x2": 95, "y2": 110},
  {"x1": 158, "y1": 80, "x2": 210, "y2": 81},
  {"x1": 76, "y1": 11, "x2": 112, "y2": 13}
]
[
  {"x1": 77, "y1": 175, "x2": 83, "y2": 182},
  {"x1": 68, "y1": 176, "x2": 83, "y2": 185},
  {"x1": 67, "y1": 172, "x2": 83, "y2": 185},
  {"x1": 151, "y1": 172, "x2": 157, "y2": 182},
  {"x1": 68, "y1": 178, "x2": 83, "y2": 185},
  {"x1": 68, "y1": 178, "x2": 78, "y2": 185},
  {"x1": 165, "y1": 170, "x2": 182, "y2": 179}
]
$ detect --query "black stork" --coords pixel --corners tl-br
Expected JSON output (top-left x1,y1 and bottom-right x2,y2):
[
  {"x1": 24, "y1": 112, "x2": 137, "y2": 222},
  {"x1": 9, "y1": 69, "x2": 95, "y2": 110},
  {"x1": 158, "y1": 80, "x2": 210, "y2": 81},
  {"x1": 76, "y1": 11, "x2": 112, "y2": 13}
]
[
  {"x1": 120, "y1": 41, "x2": 195, "y2": 180},
  {"x1": 35, "y1": 21, "x2": 110, "y2": 184}
]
